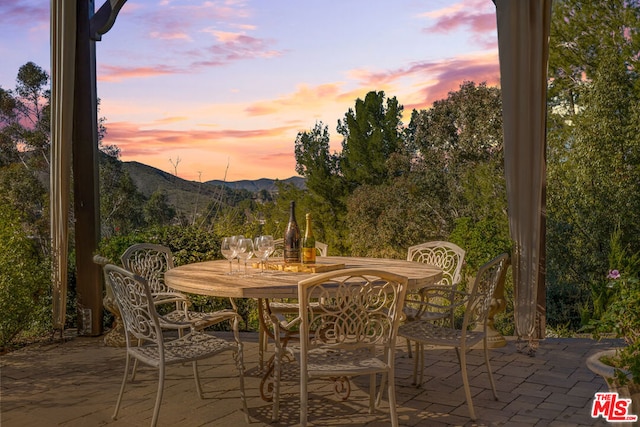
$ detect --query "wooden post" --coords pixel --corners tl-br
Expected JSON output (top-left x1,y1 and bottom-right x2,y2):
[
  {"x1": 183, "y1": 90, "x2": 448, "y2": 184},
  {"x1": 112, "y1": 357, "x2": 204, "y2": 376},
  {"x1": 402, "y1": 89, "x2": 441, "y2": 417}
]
[{"x1": 73, "y1": 0, "x2": 102, "y2": 336}]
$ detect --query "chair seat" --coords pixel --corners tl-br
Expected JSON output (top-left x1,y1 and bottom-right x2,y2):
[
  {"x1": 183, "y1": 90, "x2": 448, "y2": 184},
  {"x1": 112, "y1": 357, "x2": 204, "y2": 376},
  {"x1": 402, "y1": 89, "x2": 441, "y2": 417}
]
[
  {"x1": 163, "y1": 308, "x2": 238, "y2": 329},
  {"x1": 296, "y1": 347, "x2": 388, "y2": 377},
  {"x1": 398, "y1": 321, "x2": 484, "y2": 348},
  {"x1": 130, "y1": 331, "x2": 238, "y2": 367}
]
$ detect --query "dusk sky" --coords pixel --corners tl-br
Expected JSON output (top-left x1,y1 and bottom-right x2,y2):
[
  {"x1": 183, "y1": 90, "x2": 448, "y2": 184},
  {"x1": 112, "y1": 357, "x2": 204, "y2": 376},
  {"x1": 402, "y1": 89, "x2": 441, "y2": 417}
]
[{"x1": 1, "y1": 0, "x2": 501, "y2": 182}]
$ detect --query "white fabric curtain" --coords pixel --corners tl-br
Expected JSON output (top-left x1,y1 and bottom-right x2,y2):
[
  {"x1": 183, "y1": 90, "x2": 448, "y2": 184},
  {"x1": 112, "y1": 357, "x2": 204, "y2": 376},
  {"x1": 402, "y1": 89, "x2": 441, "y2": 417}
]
[
  {"x1": 50, "y1": 0, "x2": 77, "y2": 330},
  {"x1": 495, "y1": 0, "x2": 551, "y2": 340}
]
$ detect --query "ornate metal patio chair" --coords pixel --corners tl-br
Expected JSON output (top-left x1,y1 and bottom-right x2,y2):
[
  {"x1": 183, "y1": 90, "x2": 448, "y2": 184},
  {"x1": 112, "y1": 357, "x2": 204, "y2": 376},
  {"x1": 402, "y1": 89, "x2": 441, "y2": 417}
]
[
  {"x1": 398, "y1": 253, "x2": 509, "y2": 421},
  {"x1": 271, "y1": 268, "x2": 408, "y2": 427},
  {"x1": 103, "y1": 264, "x2": 248, "y2": 427},
  {"x1": 403, "y1": 241, "x2": 466, "y2": 382},
  {"x1": 121, "y1": 243, "x2": 238, "y2": 333},
  {"x1": 258, "y1": 239, "x2": 328, "y2": 370}
]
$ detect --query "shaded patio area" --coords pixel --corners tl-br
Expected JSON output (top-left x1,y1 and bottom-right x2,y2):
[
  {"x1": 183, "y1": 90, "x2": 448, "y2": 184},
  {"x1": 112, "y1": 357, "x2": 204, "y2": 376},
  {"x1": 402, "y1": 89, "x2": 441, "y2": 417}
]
[{"x1": 1, "y1": 331, "x2": 617, "y2": 426}]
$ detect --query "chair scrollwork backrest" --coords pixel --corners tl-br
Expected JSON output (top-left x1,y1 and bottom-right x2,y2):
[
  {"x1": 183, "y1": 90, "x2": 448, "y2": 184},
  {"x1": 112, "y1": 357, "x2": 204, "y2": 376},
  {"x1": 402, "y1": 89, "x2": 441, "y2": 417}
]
[
  {"x1": 104, "y1": 264, "x2": 162, "y2": 346},
  {"x1": 461, "y1": 253, "x2": 510, "y2": 334},
  {"x1": 299, "y1": 269, "x2": 408, "y2": 352},
  {"x1": 121, "y1": 243, "x2": 175, "y2": 295},
  {"x1": 407, "y1": 241, "x2": 465, "y2": 287}
]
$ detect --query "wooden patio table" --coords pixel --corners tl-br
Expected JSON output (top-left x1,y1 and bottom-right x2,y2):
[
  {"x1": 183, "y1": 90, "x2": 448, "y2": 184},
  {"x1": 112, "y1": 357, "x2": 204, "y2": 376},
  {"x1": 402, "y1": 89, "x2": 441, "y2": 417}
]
[
  {"x1": 164, "y1": 256, "x2": 443, "y2": 298},
  {"x1": 164, "y1": 256, "x2": 442, "y2": 402}
]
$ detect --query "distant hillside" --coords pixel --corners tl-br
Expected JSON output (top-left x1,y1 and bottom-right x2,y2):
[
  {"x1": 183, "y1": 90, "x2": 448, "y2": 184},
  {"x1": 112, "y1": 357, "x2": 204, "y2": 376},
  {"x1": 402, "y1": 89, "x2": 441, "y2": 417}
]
[
  {"x1": 121, "y1": 161, "x2": 305, "y2": 217},
  {"x1": 205, "y1": 176, "x2": 306, "y2": 192}
]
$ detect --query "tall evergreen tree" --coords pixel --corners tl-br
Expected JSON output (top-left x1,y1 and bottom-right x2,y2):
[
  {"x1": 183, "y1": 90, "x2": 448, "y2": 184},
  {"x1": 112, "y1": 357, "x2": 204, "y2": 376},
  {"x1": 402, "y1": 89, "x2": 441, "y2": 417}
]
[{"x1": 337, "y1": 91, "x2": 405, "y2": 188}]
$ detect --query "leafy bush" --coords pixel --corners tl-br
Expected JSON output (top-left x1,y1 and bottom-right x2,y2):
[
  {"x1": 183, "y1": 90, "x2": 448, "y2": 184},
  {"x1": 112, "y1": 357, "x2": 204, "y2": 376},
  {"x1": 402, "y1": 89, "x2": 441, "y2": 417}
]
[
  {"x1": 590, "y1": 230, "x2": 640, "y2": 386},
  {"x1": 0, "y1": 204, "x2": 51, "y2": 350}
]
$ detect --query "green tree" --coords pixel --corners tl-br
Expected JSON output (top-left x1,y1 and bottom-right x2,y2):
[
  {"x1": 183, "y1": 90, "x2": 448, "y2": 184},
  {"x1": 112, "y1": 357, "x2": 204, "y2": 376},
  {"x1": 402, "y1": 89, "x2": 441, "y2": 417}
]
[
  {"x1": 405, "y1": 82, "x2": 505, "y2": 240},
  {"x1": 294, "y1": 121, "x2": 344, "y2": 205},
  {"x1": 337, "y1": 91, "x2": 405, "y2": 189},
  {"x1": 144, "y1": 190, "x2": 176, "y2": 227},
  {"x1": 0, "y1": 62, "x2": 50, "y2": 171},
  {"x1": 546, "y1": 0, "x2": 640, "y2": 328},
  {"x1": 293, "y1": 122, "x2": 348, "y2": 253},
  {"x1": 99, "y1": 152, "x2": 146, "y2": 237},
  {"x1": 0, "y1": 62, "x2": 51, "y2": 255}
]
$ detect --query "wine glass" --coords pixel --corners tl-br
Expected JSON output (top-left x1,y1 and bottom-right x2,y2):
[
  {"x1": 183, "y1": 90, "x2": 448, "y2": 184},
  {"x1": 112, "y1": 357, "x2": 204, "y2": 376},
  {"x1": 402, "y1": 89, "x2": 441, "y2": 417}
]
[
  {"x1": 261, "y1": 235, "x2": 275, "y2": 272},
  {"x1": 254, "y1": 237, "x2": 267, "y2": 273},
  {"x1": 221, "y1": 237, "x2": 237, "y2": 274},
  {"x1": 229, "y1": 235, "x2": 244, "y2": 273},
  {"x1": 255, "y1": 235, "x2": 273, "y2": 274},
  {"x1": 237, "y1": 238, "x2": 254, "y2": 276}
]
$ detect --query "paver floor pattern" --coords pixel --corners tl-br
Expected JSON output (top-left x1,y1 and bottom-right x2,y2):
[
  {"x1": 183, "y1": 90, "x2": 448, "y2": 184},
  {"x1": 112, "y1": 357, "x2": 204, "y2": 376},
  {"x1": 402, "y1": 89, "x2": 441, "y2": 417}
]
[{"x1": 0, "y1": 331, "x2": 620, "y2": 426}]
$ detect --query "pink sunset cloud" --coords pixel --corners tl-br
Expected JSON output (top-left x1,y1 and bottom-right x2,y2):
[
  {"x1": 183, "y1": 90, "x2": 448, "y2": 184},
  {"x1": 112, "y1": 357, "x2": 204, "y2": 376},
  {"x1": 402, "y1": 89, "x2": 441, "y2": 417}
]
[
  {"x1": 149, "y1": 31, "x2": 192, "y2": 41},
  {"x1": 144, "y1": 1, "x2": 252, "y2": 31},
  {"x1": 98, "y1": 64, "x2": 182, "y2": 82},
  {"x1": 245, "y1": 83, "x2": 342, "y2": 116},
  {"x1": 98, "y1": 0, "x2": 274, "y2": 79},
  {"x1": 422, "y1": 0, "x2": 495, "y2": 33},
  {"x1": 0, "y1": 3, "x2": 47, "y2": 26},
  {"x1": 420, "y1": 0, "x2": 497, "y2": 51},
  {"x1": 103, "y1": 120, "x2": 300, "y2": 181},
  {"x1": 348, "y1": 52, "x2": 500, "y2": 111},
  {"x1": 194, "y1": 34, "x2": 283, "y2": 65},
  {"x1": 103, "y1": 121, "x2": 298, "y2": 156}
]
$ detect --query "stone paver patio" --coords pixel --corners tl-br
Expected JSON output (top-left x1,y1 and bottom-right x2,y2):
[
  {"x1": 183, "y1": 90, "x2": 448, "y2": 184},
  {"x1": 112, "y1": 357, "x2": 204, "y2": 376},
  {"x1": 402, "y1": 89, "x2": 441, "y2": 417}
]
[{"x1": 1, "y1": 331, "x2": 621, "y2": 426}]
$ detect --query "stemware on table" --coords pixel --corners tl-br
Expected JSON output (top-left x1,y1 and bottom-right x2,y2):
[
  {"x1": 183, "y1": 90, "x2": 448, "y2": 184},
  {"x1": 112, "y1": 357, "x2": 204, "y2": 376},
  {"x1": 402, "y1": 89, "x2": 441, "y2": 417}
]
[
  {"x1": 237, "y1": 238, "x2": 254, "y2": 276},
  {"x1": 230, "y1": 235, "x2": 244, "y2": 273},
  {"x1": 221, "y1": 237, "x2": 237, "y2": 274},
  {"x1": 255, "y1": 235, "x2": 274, "y2": 274}
]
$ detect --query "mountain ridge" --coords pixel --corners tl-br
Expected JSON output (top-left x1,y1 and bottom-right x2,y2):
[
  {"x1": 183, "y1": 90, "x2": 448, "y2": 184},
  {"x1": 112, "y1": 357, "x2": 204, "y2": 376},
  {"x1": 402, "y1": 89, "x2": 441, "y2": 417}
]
[
  {"x1": 123, "y1": 161, "x2": 305, "y2": 194},
  {"x1": 121, "y1": 160, "x2": 305, "y2": 217}
]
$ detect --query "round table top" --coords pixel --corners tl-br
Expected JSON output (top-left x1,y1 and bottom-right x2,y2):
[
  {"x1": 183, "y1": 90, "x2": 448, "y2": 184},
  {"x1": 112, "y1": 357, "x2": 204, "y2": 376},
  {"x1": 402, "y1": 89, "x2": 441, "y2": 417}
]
[{"x1": 164, "y1": 256, "x2": 442, "y2": 299}]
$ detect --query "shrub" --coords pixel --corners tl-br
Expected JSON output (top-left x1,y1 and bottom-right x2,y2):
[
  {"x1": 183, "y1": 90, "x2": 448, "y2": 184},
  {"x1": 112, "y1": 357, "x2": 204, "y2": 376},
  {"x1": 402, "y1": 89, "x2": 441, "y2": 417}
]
[{"x1": 0, "y1": 204, "x2": 51, "y2": 350}]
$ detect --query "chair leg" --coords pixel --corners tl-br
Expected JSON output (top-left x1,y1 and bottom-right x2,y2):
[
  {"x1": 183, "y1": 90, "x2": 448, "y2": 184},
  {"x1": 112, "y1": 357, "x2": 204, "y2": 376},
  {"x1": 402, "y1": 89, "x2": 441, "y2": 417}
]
[
  {"x1": 234, "y1": 342, "x2": 250, "y2": 423},
  {"x1": 412, "y1": 342, "x2": 419, "y2": 385},
  {"x1": 131, "y1": 339, "x2": 142, "y2": 381},
  {"x1": 192, "y1": 360, "x2": 203, "y2": 398},
  {"x1": 376, "y1": 373, "x2": 386, "y2": 407},
  {"x1": 406, "y1": 337, "x2": 413, "y2": 358},
  {"x1": 368, "y1": 373, "x2": 376, "y2": 414},
  {"x1": 484, "y1": 339, "x2": 498, "y2": 400},
  {"x1": 151, "y1": 365, "x2": 165, "y2": 427},
  {"x1": 458, "y1": 349, "x2": 476, "y2": 421},
  {"x1": 230, "y1": 316, "x2": 250, "y2": 424},
  {"x1": 387, "y1": 367, "x2": 399, "y2": 427},
  {"x1": 272, "y1": 342, "x2": 282, "y2": 422},
  {"x1": 113, "y1": 353, "x2": 131, "y2": 420},
  {"x1": 258, "y1": 324, "x2": 267, "y2": 371},
  {"x1": 300, "y1": 368, "x2": 308, "y2": 427},
  {"x1": 412, "y1": 342, "x2": 424, "y2": 386}
]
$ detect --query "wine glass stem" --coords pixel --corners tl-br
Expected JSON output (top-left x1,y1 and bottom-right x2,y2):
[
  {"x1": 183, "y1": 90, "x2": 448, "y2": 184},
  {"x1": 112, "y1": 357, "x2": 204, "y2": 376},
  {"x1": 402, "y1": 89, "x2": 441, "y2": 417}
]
[{"x1": 229, "y1": 260, "x2": 233, "y2": 274}]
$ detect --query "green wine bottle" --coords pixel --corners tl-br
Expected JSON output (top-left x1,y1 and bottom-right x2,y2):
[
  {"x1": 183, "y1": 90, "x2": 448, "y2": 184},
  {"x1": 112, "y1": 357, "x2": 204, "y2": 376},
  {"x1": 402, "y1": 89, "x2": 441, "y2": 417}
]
[
  {"x1": 301, "y1": 213, "x2": 316, "y2": 264},
  {"x1": 284, "y1": 201, "x2": 301, "y2": 264}
]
